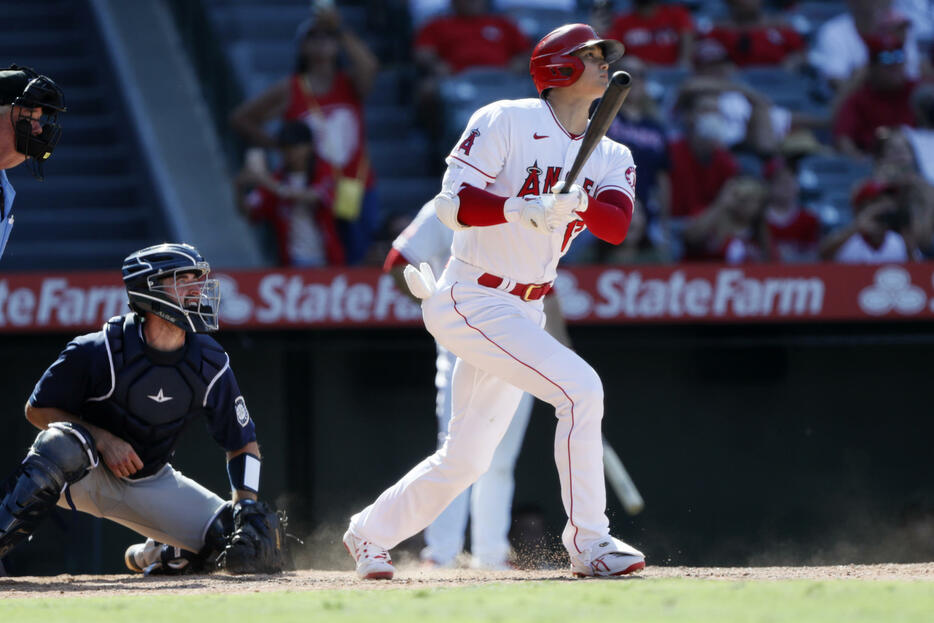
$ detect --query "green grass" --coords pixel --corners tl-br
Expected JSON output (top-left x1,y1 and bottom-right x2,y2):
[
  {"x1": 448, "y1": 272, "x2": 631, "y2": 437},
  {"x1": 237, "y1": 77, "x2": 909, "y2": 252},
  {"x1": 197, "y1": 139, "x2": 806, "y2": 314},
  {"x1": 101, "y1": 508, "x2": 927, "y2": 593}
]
[{"x1": 2, "y1": 579, "x2": 933, "y2": 623}]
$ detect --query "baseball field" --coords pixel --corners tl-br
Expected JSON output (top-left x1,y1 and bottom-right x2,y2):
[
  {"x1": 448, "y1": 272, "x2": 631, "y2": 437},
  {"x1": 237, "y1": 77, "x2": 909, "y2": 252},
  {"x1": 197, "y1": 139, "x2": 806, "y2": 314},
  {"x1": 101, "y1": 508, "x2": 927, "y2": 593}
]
[{"x1": 2, "y1": 564, "x2": 933, "y2": 622}]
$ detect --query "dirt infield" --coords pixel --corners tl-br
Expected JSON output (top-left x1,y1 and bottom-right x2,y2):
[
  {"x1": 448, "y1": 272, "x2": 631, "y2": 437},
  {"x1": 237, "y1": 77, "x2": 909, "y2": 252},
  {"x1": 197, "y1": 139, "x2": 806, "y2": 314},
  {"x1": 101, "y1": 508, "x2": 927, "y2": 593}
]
[{"x1": 2, "y1": 563, "x2": 933, "y2": 599}]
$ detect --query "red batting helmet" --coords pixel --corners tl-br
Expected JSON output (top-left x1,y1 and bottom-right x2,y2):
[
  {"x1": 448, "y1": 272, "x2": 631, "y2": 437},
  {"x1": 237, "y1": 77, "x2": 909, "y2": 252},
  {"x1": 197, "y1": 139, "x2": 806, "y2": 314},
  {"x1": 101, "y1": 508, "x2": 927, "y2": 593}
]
[{"x1": 529, "y1": 23, "x2": 624, "y2": 96}]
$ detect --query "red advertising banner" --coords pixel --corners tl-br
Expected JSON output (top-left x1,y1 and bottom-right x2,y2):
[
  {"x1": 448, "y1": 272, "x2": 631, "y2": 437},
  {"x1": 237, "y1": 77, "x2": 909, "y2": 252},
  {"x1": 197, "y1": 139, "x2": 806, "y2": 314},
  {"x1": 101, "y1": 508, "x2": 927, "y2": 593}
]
[{"x1": 0, "y1": 263, "x2": 932, "y2": 333}]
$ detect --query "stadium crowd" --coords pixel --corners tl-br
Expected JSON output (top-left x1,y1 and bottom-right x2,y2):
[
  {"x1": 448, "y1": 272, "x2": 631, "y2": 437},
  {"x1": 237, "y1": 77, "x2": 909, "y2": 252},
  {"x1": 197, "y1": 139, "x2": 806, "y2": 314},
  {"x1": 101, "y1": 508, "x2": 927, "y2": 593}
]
[{"x1": 229, "y1": 0, "x2": 934, "y2": 267}]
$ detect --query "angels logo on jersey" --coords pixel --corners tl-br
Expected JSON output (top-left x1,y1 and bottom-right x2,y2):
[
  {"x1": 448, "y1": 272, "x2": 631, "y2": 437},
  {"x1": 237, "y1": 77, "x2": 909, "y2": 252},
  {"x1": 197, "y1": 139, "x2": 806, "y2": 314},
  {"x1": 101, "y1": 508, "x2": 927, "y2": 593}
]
[
  {"x1": 458, "y1": 129, "x2": 480, "y2": 156},
  {"x1": 518, "y1": 161, "x2": 544, "y2": 197},
  {"x1": 517, "y1": 161, "x2": 595, "y2": 197}
]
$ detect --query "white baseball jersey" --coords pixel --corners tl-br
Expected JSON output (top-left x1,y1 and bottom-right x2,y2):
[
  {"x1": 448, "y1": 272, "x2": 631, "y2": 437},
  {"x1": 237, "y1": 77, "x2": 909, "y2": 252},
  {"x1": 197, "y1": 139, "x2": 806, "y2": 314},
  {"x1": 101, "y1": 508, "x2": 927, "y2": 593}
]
[
  {"x1": 391, "y1": 201, "x2": 453, "y2": 278},
  {"x1": 349, "y1": 96, "x2": 645, "y2": 571},
  {"x1": 444, "y1": 98, "x2": 636, "y2": 284}
]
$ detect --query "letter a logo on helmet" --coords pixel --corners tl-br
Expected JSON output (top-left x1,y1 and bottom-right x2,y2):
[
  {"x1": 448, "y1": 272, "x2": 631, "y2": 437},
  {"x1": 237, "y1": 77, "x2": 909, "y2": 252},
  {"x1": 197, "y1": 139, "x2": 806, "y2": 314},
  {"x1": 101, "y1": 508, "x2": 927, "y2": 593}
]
[{"x1": 529, "y1": 24, "x2": 624, "y2": 96}]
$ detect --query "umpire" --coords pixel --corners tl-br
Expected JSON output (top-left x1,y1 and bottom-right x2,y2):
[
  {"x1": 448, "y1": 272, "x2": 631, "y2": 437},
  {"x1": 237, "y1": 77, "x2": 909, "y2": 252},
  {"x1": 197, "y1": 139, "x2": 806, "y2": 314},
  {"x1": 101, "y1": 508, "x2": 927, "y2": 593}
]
[
  {"x1": 0, "y1": 64, "x2": 66, "y2": 259},
  {"x1": 0, "y1": 243, "x2": 285, "y2": 575}
]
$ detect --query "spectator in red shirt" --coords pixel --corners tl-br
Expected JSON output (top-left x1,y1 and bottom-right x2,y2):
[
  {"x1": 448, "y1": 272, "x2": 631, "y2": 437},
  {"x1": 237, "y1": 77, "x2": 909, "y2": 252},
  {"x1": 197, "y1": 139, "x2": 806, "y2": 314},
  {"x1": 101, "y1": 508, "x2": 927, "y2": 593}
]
[
  {"x1": 414, "y1": 0, "x2": 530, "y2": 75},
  {"x1": 230, "y1": 7, "x2": 379, "y2": 265},
  {"x1": 833, "y1": 35, "x2": 919, "y2": 157},
  {"x1": 668, "y1": 93, "x2": 740, "y2": 220},
  {"x1": 683, "y1": 176, "x2": 770, "y2": 263},
  {"x1": 606, "y1": 0, "x2": 694, "y2": 66},
  {"x1": 235, "y1": 121, "x2": 345, "y2": 267},
  {"x1": 762, "y1": 156, "x2": 820, "y2": 262},
  {"x1": 413, "y1": 0, "x2": 531, "y2": 170},
  {"x1": 703, "y1": 0, "x2": 805, "y2": 69}
]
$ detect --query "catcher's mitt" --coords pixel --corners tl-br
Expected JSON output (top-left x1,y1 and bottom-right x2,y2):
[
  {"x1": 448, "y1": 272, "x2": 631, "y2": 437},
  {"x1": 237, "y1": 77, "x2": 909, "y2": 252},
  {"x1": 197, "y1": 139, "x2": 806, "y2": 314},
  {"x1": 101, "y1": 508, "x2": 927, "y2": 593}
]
[{"x1": 217, "y1": 499, "x2": 288, "y2": 574}]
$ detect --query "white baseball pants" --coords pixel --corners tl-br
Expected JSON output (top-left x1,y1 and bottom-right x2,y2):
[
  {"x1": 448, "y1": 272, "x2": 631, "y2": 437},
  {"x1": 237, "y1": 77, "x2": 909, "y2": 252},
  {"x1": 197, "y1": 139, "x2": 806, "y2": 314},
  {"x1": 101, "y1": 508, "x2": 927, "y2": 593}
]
[
  {"x1": 350, "y1": 260, "x2": 610, "y2": 557},
  {"x1": 422, "y1": 343, "x2": 534, "y2": 567}
]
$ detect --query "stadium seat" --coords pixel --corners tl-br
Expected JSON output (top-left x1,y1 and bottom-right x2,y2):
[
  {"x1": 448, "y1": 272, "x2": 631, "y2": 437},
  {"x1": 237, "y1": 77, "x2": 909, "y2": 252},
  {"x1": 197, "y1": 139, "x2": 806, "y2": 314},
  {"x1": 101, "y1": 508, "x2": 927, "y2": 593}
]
[
  {"x1": 370, "y1": 135, "x2": 431, "y2": 178},
  {"x1": 0, "y1": 1, "x2": 165, "y2": 270},
  {"x1": 736, "y1": 67, "x2": 828, "y2": 118},
  {"x1": 797, "y1": 155, "x2": 872, "y2": 198},
  {"x1": 365, "y1": 104, "x2": 416, "y2": 141},
  {"x1": 439, "y1": 67, "x2": 530, "y2": 105},
  {"x1": 208, "y1": 5, "x2": 315, "y2": 43},
  {"x1": 500, "y1": 6, "x2": 582, "y2": 41},
  {"x1": 645, "y1": 67, "x2": 690, "y2": 105},
  {"x1": 439, "y1": 68, "x2": 533, "y2": 145},
  {"x1": 785, "y1": 1, "x2": 847, "y2": 37},
  {"x1": 797, "y1": 154, "x2": 871, "y2": 229},
  {"x1": 806, "y1": 190, "x2": 853, "y2": 231},
  {"x1": 378, "y1": 177, "x2": 441, "y2": 218}
]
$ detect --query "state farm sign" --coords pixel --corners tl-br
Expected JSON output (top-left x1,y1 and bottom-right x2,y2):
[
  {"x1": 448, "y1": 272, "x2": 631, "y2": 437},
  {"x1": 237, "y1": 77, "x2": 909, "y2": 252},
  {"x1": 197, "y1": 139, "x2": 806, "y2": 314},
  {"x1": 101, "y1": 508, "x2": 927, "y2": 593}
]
[
  {"x1": 554, "y1": 263, "x2": 934, "y2": 323},
  {"x1": 0, "y1": 272, "x2": 125, "y2": 330},
  {"x1": 555, "y1": 268, "x2": 824, "y2": 321},
  {"x1": 0, "y1": 263, "x2": 933, "y2": 332},
  {"x1": 215, "y1": 271, "x2": 422, "y2": 327}
]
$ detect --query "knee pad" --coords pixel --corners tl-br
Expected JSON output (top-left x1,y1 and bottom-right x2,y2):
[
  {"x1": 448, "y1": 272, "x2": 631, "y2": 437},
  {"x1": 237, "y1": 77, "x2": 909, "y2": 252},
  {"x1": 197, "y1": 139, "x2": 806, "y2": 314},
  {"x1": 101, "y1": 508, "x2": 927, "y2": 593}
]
[
  {"x1": 0, "y1": 422, "x2": 99, "y2": 558},
  {"x1": 29, "y1": 422, "x2": 99, "y2": 485}
]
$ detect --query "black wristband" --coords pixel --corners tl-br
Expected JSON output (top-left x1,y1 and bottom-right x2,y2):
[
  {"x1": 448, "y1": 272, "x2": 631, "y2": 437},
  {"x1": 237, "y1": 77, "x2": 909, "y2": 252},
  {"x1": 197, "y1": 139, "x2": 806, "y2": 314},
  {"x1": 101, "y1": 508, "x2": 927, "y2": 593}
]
[{"x1": 227, "y1": 453, "x2": 261, "y2": 494}]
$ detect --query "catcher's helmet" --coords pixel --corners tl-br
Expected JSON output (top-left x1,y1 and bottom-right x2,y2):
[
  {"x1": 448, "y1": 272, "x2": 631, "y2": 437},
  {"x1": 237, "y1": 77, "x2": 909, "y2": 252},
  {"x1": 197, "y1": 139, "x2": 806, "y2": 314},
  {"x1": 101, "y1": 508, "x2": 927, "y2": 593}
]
[
  {"x1": 121, "y1": 243, "x2": 221, "y2": 333},
  {"x1": 0, "y1": 64, "x2": 66, "y2": 180},
  {"x1": 529, "y1": 24, "x2": 624, "y2": 96}
]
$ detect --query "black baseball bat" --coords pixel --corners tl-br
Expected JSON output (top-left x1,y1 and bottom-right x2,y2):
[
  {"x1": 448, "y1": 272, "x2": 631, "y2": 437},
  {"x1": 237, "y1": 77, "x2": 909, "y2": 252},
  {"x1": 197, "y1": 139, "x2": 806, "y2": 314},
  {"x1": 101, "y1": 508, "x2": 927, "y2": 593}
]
[{"x1": 559, "y1": 70, "x2": 632, "y2": 192}]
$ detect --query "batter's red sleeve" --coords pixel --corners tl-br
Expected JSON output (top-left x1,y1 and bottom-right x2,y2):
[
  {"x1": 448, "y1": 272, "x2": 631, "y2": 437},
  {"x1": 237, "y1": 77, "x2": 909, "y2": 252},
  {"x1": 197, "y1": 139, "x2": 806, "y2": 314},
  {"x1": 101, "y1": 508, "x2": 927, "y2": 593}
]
[
  {"x1": 382, "y1": 247, "x2": 411, "y2": 272},
  {"x1": 582, "y1": 189, "x2": 633, "y2": 245},
  {"x1": 455, "y1": 184, "x2": 509, "y2": 226}
]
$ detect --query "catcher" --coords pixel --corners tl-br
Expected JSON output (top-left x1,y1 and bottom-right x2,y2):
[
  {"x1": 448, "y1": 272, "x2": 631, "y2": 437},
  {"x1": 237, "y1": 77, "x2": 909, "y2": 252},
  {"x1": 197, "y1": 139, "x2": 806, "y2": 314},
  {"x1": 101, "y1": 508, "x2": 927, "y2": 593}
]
[{"x1": 0, "y1": 243, "x2": 287, "y2": 575}]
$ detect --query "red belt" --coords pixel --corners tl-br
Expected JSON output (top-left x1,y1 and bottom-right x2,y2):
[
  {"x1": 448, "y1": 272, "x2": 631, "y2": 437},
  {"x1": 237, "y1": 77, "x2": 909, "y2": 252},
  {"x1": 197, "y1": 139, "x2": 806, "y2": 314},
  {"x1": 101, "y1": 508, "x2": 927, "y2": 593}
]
[{"x1": 477, "y1": 273, "x2": 553, "y2": 301}]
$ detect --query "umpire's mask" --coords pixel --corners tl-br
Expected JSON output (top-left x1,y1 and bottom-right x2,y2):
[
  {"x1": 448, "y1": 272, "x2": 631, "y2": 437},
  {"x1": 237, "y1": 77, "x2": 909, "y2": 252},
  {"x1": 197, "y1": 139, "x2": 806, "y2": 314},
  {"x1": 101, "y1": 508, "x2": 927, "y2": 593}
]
[{"x1": 0, "y1": 65, "x2": 66, "y2": 180}]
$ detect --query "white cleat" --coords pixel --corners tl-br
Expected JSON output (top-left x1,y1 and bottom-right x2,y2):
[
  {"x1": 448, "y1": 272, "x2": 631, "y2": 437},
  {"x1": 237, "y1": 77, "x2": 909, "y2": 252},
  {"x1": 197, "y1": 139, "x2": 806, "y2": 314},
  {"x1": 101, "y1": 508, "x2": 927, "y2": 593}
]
[
  {"x1": 124, "y1": 538, "x2": 162, "y2": 573},
  {"x1": 570, "y1": 536, "x2": 645, "y2": 578},
  {"x1": 343, "y1": 529, "x2": 394, "y2": 580}
]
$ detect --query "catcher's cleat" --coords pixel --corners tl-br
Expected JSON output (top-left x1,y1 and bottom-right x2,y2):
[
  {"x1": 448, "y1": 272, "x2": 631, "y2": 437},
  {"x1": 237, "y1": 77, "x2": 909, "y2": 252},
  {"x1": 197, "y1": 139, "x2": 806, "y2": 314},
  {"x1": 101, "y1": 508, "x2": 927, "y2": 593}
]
[
  {"x1": 124, "y1": 538, "x2": 162, "y2": 573},
  {"x1": 570, "y1": 536, "x2": 645, "y2": 578},
  {"x1": 343, "y1": 528, "x2": 394, "y2": 580}
]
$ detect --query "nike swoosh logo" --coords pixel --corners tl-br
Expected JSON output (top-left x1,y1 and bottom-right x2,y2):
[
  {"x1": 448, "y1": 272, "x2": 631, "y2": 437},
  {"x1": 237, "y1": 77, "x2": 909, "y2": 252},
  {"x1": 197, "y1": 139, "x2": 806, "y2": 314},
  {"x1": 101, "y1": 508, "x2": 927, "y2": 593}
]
[{"x1": 533, "y1": 133, "x2": 548, "y2": 140}]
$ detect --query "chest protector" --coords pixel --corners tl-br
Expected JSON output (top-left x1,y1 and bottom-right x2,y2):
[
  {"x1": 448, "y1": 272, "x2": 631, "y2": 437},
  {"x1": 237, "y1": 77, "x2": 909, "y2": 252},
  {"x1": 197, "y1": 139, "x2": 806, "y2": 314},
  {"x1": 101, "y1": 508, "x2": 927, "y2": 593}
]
[{"x1": 82, "y1": 315, "x2": 228, "y2": 478}]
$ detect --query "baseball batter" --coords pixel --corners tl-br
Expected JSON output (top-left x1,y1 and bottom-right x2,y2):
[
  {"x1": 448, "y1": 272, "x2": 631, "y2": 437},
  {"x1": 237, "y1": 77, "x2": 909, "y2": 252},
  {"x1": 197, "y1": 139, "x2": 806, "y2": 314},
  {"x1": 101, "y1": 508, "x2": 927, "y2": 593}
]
[
  {"x1": 344, "y1": 24, "x2": 645, "y2": 579},
  {"x1": 0, "y1": 244, "x2": 286, "y2": 575},
  {"x1": 387, "y1": 200, "x2": 543, "y2": 570}
]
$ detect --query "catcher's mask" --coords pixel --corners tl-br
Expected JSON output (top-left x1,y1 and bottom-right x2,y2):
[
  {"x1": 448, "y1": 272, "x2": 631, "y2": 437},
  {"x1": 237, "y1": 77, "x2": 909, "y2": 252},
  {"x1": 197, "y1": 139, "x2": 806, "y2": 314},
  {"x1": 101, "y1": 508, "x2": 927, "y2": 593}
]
[
  {"x1": 0, "y1": 65, "x2": 66, "y2": 180},
  {"x1": 121, "y1": 243, "x2": 221, "y2": 333}
]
